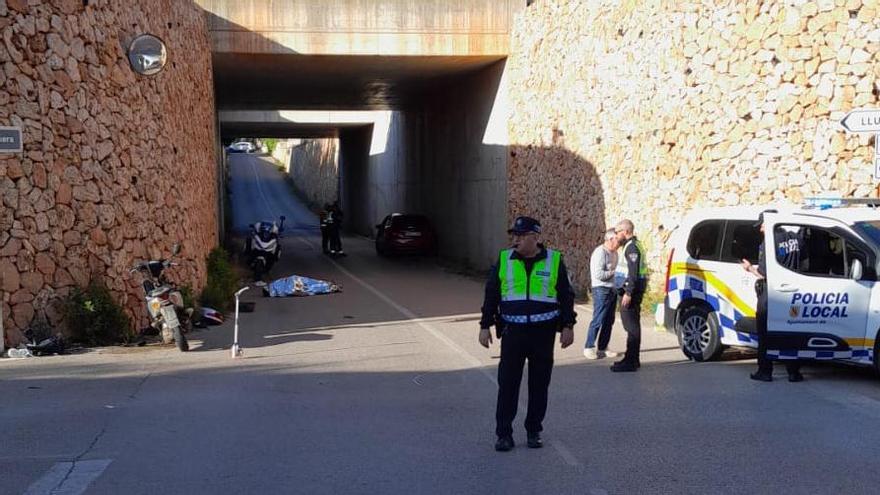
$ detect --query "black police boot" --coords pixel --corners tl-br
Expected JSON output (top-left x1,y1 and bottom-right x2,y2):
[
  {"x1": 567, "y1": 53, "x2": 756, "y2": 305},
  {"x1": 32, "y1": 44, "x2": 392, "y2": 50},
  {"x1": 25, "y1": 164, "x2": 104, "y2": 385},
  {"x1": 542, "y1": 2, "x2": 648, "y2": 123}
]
[
  {"x1": 750, "y1": 371, "x2": 773, "y2": 382},
  {"x1": 788, "y1": 371, "x2": 804, "y2": 382},
  {"x1": 611, "y1": 359, "x2": 638, "y2": 372},
  {"x1": 527, "y1": 432, "x2": 543, "y2": 449},
  {"x1": 495, "y1": 436, "x2": 515, "y2": 452}
]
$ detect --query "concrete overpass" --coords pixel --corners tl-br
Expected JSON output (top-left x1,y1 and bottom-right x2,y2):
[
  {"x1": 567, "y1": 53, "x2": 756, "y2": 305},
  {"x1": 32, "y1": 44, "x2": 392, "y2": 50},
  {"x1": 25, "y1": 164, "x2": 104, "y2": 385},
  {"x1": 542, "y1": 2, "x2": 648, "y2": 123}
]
[
  {"x1": 197, "y1": 0, "x2": 523, "y2": 110},
  {"x1": 201, "y1": 1, "x2": 522, "y2": 266}
]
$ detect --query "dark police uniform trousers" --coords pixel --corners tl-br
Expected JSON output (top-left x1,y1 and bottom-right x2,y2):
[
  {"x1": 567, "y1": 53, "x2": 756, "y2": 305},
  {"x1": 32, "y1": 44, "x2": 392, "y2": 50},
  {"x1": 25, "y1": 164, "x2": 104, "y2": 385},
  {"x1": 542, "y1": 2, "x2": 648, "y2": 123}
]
[
  {"x1": 496, "y1": 324, "x2": 557, "y2": 438},
  {"x1": 754, "y1": 279, "x2": 801, "y2": 375},
  {"x1": 620, "y1": 288, "x2": 644, "y2": 364}
]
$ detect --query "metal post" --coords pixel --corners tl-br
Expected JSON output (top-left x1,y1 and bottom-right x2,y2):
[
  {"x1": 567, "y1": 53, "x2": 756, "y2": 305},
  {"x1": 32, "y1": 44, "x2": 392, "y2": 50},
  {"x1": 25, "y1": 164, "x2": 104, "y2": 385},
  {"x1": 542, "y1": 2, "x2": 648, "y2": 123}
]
[{"x1": 231, "y1": 287, "x2": 249, "y2": 358}]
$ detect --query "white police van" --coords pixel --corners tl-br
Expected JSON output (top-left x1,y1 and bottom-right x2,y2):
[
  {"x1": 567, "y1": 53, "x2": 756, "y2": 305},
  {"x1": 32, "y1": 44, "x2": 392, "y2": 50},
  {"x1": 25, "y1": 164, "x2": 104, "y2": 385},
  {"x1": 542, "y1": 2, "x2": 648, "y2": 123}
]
[{"x1": 658, "y1": 199, "x2": 880, "y2": 370}]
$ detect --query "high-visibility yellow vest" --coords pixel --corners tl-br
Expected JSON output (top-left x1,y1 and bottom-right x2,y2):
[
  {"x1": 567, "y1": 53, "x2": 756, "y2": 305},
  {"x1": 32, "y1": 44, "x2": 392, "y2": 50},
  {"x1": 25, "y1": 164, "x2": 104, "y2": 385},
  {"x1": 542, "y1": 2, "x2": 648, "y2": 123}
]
[
  {"x1": 499, "y1": 249, "x2": 561, "y2": 304},
  {"x1": 614, "y1": 238, "x2": 648, "y2": 288}
]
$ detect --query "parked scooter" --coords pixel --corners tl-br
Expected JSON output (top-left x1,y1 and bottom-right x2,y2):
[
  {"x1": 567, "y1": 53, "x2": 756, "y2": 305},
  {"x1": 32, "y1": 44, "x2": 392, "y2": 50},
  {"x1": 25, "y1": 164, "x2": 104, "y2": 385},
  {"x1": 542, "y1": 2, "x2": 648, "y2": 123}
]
[
  {"x1": 244, "y1": 216, "x2": 285, "y2": 282},
  {"x1": 130, "y1": 244, "x2": 193, "y2": 352}
]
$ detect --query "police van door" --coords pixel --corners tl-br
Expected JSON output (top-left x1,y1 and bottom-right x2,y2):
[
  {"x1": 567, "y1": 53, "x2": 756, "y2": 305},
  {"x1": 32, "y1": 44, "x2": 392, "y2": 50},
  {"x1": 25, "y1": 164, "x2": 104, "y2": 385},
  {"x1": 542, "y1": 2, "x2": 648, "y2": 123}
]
[{"x1": 763, "y1": 214, "x2": 871, "y2": 360}]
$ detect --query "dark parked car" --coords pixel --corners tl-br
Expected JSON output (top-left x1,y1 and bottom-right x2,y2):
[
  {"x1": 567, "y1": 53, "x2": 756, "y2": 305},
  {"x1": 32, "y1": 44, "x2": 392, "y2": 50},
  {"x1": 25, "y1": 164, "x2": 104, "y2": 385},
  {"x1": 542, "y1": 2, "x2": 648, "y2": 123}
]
[{"x1": 375, "y1": 214, "x2": 437, "y2": 256}]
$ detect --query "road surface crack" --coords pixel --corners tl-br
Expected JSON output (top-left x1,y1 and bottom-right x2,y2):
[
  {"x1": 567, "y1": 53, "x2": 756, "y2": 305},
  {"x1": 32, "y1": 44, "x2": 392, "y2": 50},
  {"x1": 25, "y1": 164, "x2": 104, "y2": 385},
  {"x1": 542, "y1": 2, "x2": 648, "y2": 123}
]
[
  {"x1": 51, "y1": 425, "x2": 108, "y2": 493},
  {"x1": 129, "y1": 371, "x2": 153, "y2": 399}
]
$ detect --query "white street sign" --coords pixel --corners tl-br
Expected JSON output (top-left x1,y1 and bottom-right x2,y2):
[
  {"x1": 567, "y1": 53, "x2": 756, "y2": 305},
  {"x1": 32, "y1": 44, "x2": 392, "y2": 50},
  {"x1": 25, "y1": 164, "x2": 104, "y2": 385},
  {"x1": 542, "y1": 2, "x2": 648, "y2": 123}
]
[{"x1": 840, "y1": 109, "x2": 880, "y2": 133}]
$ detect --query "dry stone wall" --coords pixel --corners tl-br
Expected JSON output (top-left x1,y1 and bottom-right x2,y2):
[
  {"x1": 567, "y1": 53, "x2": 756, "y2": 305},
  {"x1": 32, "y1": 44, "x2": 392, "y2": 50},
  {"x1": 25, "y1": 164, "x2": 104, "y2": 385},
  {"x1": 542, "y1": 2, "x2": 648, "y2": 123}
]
[
  {"x1": 0, "y1": 0, "x2": 217, "y2": 346},
  {"x1": 508, "y1": 0, "x2": 880, "y2": 294}
]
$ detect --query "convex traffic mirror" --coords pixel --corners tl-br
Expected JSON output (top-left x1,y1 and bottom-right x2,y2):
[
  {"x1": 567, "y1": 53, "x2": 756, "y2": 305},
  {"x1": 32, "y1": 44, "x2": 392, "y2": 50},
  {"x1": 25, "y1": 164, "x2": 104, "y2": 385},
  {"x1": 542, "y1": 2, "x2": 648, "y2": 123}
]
[{"x1": 128, "y1": 34, "x2": 167, "y2": 76}]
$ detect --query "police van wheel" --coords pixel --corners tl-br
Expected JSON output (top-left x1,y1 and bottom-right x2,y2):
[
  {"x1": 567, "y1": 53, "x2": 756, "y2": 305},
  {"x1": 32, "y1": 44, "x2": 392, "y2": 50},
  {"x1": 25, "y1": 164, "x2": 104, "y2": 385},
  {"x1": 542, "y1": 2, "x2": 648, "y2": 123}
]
[{"x1": 677, "y1": 305, "x2": 722, "y2": 362}]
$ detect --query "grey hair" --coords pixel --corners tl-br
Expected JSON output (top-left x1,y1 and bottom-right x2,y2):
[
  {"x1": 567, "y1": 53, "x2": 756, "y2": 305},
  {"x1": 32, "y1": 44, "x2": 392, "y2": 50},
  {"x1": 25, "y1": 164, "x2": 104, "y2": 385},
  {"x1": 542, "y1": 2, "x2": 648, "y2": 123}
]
[
  {"x1": 604, "y1": 229, "x2": 617, "y2": 241},
  {"x1": 616, "y1": 219, "x2": 634, "y2": 234}
]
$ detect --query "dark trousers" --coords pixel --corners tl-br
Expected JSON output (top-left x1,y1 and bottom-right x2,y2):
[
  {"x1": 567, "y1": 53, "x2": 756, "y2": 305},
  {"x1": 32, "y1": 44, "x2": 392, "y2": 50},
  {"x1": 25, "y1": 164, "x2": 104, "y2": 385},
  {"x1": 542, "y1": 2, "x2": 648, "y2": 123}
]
[
  {"x1": 329, "y1": 225, "x2": 342, "y2": 252},
  {"x1": 620, "y1": 291, "x2": 643, "y2": 364},
  {"x1": 320, "y1": 225, "x2": 330, "y2": 253},
  {"x1": 585, "y1": 287, "x2": 616, "y2": 350},
  {"x1": 496, "y1": 326, "x2": 557, "y2": 438},
  {"x1": 755, "y1": 282, "x2": 801, "y2": 375}
]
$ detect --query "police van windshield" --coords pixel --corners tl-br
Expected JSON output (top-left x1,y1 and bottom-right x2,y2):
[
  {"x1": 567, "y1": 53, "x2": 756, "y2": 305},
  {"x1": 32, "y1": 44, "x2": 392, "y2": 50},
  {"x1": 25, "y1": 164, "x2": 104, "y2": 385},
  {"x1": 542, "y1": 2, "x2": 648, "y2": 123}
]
[{"x1": 852, "y1": 221, "x2": 880, "y2": 248}]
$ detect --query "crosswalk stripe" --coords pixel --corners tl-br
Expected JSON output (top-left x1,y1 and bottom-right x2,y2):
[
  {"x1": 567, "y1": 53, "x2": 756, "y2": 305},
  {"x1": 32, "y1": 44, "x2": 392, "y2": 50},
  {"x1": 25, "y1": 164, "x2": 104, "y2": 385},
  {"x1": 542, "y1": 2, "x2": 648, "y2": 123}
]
[{"x1": 24, "y1": 459, "x2": 112, "y2": 495}]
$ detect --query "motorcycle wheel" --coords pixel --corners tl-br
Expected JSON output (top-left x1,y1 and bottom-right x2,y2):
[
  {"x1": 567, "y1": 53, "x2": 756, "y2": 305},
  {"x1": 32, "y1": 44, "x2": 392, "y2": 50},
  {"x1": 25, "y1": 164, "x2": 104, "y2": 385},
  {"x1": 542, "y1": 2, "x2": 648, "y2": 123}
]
[
  {"x1": 177, "y1": 308, "x2": 194, "y2": 334},
  {"x1": 173, "y1": 325, "x2": 189, "y2": 352}
]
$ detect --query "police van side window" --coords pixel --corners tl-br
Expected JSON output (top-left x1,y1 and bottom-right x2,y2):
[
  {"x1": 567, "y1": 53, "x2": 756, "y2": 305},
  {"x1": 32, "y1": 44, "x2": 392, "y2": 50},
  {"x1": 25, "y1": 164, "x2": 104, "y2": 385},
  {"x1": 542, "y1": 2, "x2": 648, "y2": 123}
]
[
  {"x1": 686, "y1": 221, "x2": 723, "y2": 261},
  {"x1": 775, "y1": 225, "x2": 846, "y2": 278},
  {"x1": 719, "y1": 221, "x2": 760, "y2": 264}
]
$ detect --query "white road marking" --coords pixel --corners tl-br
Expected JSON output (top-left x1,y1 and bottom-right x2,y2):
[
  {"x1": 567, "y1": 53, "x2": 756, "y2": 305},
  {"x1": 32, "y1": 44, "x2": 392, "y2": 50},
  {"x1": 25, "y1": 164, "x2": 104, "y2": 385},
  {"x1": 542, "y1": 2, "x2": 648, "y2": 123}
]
[
  {"x1": 550, "y1": 440, "x2": 583, "y2": 467},
  {"x1": 24, "y1": 459, "x2": 112, "y2": 495}
]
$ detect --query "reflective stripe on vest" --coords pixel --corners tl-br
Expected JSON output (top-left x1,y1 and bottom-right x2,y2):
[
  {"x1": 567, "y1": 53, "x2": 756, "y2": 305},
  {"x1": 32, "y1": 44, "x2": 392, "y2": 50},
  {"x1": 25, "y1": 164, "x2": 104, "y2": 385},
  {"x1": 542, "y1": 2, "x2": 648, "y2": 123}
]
[
  {"x1": 614, "y1": 238, "x2": 648, "y2": 288},
  {"x1": 499, "y1": 249, "x2": 561, "y2": 304},
  {"x1": 501, "y1": 310, "x2": 560, "y2": 324}
]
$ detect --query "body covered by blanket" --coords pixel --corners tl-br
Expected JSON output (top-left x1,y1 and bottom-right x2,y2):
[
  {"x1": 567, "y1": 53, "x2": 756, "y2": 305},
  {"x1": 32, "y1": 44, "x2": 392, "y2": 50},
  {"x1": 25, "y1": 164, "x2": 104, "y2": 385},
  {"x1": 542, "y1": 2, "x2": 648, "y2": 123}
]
[{"x1": 266, "y1": 274, "x2": 341, "y2": 297}]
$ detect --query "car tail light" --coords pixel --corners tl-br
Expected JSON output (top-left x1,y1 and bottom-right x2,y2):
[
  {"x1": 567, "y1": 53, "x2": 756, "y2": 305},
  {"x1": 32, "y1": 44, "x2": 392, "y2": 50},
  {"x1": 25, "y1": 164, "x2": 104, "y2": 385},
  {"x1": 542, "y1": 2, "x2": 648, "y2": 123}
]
[{"x1": 664, "y1": 248, "x2": 675, "y2": 294}]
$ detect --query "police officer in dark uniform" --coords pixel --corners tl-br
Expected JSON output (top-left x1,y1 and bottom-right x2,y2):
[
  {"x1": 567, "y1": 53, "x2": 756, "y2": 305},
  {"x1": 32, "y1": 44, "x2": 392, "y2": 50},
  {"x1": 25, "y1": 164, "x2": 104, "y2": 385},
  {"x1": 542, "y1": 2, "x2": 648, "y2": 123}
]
[
  {"x1": 741, "y1": 211, "x2": 804, "y2": 382},
  {"x1": 479, "y1": 216, "x2": 576, "y2": 452},
  {"x1": 327, "y1": 202, "x2": 345, "y2": 256},
  {"x1": 320, "y1": 203, "x2": 331, "y2": 254},
  {"x1": 611, "y1": 219, "x2": 648, "y2": 372}
]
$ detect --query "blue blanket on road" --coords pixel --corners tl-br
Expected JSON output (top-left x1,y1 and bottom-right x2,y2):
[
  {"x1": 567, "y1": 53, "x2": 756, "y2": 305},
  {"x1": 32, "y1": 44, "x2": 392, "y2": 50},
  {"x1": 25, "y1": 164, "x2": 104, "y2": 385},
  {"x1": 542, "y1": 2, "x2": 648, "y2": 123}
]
[{"x1": 266, "y1": 274, "x2": 341, "y2": 297}]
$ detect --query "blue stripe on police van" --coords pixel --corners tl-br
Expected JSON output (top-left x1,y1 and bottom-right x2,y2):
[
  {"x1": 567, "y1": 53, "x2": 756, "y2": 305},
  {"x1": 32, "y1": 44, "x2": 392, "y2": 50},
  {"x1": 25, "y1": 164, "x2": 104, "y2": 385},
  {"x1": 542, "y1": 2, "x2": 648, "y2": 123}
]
[
  {"x1": 705, "y1": 294, "x2": 719, "y2": 310},
  {"x1": 768, "y1": 349, "x2": 874, "y2": 360},
  {"x1": 718, "y1": 313, "x2": 733, "y2": 328}
]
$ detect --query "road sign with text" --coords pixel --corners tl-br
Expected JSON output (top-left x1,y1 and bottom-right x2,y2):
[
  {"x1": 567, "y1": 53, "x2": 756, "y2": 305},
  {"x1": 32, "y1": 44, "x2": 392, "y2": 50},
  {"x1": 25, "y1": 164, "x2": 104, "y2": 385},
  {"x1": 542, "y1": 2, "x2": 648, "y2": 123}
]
[
  {"x1": 0, "y1": 127, "x2": 22, "y2": 153},
  {"x1": 840, "y1": 109, "x2": 880, "y2": 133}
]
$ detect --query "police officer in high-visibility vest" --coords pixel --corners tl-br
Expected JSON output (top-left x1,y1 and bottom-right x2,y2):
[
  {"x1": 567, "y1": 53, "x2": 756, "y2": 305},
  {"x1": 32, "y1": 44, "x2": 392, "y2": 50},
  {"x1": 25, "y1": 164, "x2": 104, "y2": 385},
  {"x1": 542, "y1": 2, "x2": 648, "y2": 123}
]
[
  {"x1": 479, "y1": 216, "x2": 576, "y2": 452},
  {"x1": 611, "y1": 219, "x2": 648, "y2": 372}
]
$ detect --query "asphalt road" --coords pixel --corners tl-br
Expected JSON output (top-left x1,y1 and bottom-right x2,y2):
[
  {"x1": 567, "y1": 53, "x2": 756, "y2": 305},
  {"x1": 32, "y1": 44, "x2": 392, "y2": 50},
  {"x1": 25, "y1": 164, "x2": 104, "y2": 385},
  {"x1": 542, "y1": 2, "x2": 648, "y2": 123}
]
[{"x1": 3, "y1": 153, "x2": 880, "y2": 494}]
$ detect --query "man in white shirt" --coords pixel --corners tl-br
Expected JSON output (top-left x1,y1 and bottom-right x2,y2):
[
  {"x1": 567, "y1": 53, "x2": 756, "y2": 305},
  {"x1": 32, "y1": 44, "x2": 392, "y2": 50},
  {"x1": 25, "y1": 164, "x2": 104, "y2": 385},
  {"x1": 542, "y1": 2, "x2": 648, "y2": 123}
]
[{"x1": 584, "y1": 229, "x2": 621, "y2": 359}]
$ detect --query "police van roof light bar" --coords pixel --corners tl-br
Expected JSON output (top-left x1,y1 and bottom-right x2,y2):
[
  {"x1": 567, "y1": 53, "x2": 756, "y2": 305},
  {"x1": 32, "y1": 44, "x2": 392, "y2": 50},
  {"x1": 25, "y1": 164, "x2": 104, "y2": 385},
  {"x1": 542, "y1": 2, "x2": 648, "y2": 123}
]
[{"x1": 803, "y1": 197, "x2": 880, "y2": 209}]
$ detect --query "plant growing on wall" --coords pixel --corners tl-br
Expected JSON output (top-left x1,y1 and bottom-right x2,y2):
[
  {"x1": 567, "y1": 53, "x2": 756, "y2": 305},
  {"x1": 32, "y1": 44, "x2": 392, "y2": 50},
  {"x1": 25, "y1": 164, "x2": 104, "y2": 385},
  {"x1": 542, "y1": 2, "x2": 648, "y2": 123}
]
[
  {"x1": 63, "y1": 281, "x2": 133, "y2": 345},
  {"x1": 263, "y1": 138, "x2": 279, "y2": 155},
  {"x1": 199, "y1": 247, "x2": 240, "y2": 312}
]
